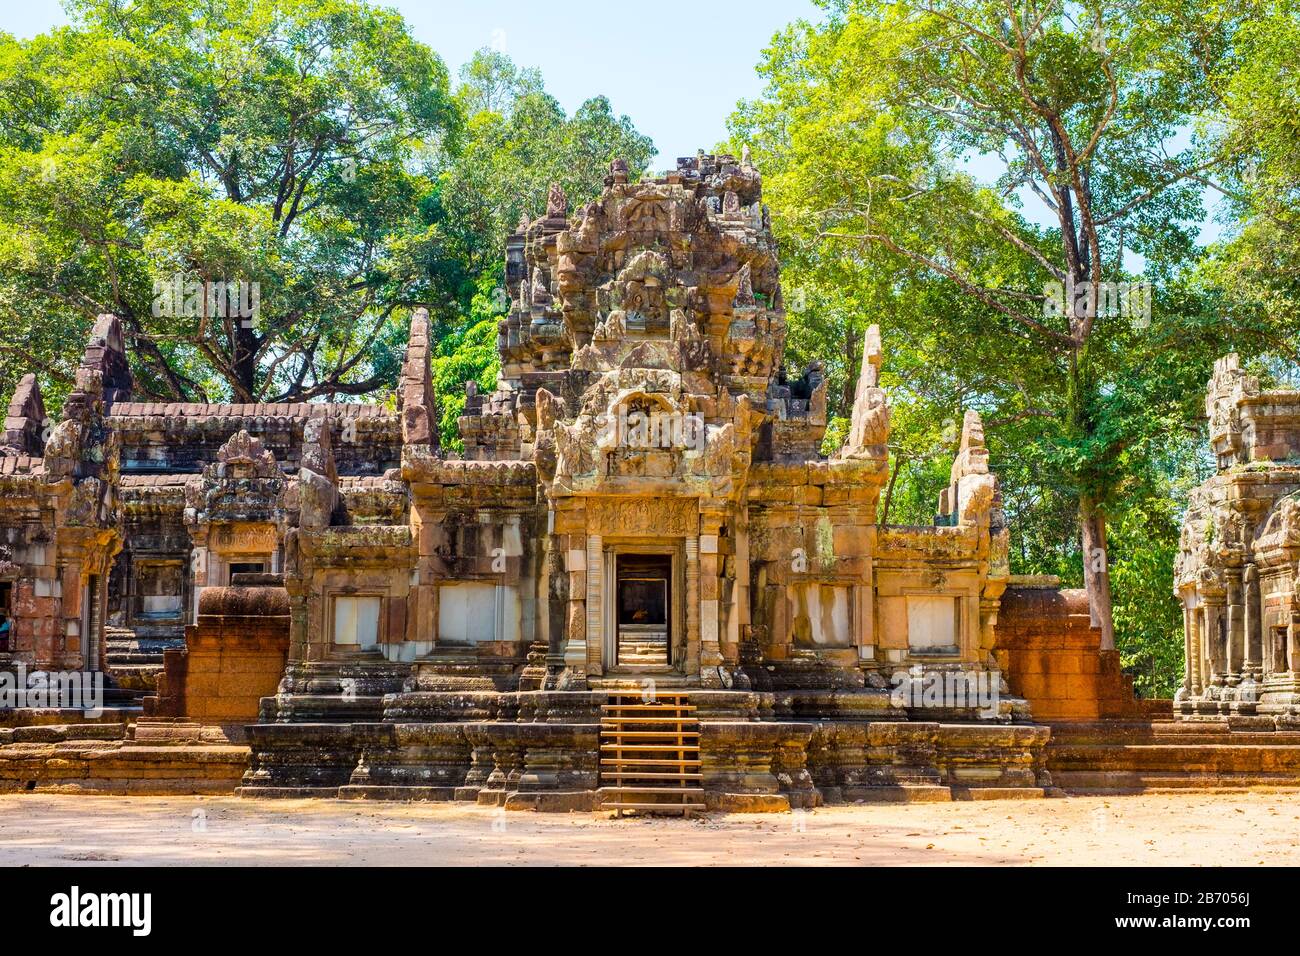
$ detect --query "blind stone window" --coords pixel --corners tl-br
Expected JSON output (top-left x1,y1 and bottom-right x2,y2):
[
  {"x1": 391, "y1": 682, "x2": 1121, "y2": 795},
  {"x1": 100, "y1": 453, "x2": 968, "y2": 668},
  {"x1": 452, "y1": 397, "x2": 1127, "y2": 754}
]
[
  {"x1": 438, "y1": 582, "x2": 499, "y2": 644},
  {"x1": 906, "y1": 595, "x2": 960, "y2": 652},
  {"x1": 333, "y1": 595, "x2": 382, "y2": 648}
]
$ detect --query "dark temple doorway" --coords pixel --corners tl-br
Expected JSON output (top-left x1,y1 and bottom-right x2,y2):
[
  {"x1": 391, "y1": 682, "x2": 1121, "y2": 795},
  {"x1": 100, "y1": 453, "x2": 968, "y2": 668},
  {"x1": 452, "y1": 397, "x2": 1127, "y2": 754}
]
[{"x1": 616, "y1": 553, "x2": 671, "y2": 666}]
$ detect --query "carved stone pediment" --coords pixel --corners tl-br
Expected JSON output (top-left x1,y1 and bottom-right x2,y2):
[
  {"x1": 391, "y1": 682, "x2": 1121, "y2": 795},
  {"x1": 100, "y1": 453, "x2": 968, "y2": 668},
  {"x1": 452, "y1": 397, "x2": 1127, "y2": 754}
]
[
  {"x1": 214, "y1": 429, "x2": 279, "y2": 480},
  {"x1": 187, "y1": 429, "x2": 286, "y2": 528},
  {"x1": 618, "y1": 341, "x2": 672, "y2": 370},
  {"x1": 622, "y1": 194, "x2": 680, "y2": 234}
]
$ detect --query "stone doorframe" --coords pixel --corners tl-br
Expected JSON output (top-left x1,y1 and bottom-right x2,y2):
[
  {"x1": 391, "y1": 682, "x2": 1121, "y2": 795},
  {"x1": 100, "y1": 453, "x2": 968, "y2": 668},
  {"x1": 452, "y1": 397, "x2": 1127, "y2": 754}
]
[
  {"x1": 595, "y1": 539, "x2": 686, "y2": 677},
  {"x1": 190, "y1": 522, "x2": 280, "y2": 624},
  {"x1": 80, "y1": 572, "x2": 101, "y2": 672}
]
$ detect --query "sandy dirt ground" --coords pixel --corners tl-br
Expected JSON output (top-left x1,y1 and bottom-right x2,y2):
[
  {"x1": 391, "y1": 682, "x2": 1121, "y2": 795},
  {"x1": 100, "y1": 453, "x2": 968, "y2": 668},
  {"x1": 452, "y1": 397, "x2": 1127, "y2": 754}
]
[{"x1": 0, "y1": 791, "x2": 1297, "y2": 866}]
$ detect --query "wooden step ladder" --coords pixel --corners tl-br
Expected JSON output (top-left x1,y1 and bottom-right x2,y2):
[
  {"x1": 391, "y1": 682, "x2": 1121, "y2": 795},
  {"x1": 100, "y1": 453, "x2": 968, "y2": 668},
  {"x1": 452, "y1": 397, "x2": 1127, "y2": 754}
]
[{"x1": 600, "y1": 691, "x2": 705, "y2": 817}]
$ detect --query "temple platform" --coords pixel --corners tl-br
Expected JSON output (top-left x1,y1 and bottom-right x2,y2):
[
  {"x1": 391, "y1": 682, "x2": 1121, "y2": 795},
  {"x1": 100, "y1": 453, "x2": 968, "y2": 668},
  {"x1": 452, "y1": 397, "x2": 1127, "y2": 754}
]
[
  {"x1": 234, "y1": 689, "x2": 1052, "y2": 810},
  {"x1": 1047, "y1": 719, "x2": 1300, "y2": 792},
  {"x1": 11, "y1": 707, "x2": 1300, "y2": 805}
]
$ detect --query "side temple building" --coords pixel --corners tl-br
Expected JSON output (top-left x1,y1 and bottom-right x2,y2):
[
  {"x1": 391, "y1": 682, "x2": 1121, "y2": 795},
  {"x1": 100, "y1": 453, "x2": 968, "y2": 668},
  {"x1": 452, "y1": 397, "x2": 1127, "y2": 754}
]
[
  {"x1": 1175, "y1": 355, "x2": 1300, "y2": 724},
  {"x1": 0, "y1": 154, "x2": 1061, "y2": 809}
]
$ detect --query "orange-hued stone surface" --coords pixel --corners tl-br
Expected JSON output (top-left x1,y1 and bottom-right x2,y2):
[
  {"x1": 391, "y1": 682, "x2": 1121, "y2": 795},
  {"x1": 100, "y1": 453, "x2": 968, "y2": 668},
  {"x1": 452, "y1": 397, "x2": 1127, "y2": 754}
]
[
  {"x1": 996, "y1": 586, "x2": 1141, "y2": 722},
  {"x1": 2, "y1": 791, "x2": 1298, "y2": 866}
]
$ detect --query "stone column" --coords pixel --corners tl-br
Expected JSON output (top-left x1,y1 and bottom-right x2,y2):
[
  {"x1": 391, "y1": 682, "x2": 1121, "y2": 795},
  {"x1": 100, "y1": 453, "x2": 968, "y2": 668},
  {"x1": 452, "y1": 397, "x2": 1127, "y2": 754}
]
[
  {"x1": 544, "y1": 531, "x2": 567, "y2": 677},
  {"x1": 1244, "y1": 564, "x2": 1261, "y2": 680},
  {"x1": 698, "y1": 526, "x2": 723, "y2": 681},
  {"x1": 566, "y1": 533, "x2": 600, "y2": 675},
  {"x1": 1188, "y1": 603, "x2": 1202, "y2": 696},
  {"x1": 409, "y1": 494, "x2": 442, "y2": 653},
  {"x1": 685, "y1": 535, "x2": 700, "y2": 679},
  {"x1": 1206, "y1": 602, "x2": 1227, "y2": 688},
  {"x1": 1226, "y1": 568, "x2": 1244, "y2": 685},
  {"x1": 87, "y1": 561, "x2": 104, "y2": 673},
  {"x1": 733, "y1": 512, "x2": 750, "y2": 643}
]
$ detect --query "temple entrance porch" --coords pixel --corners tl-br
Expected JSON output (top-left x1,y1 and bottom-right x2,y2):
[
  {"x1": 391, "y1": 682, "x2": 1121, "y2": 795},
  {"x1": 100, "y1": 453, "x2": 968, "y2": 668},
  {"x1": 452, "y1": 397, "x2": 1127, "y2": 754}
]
[{"x1": 598, "y1": 544, "x2": 683, "y2": 677}]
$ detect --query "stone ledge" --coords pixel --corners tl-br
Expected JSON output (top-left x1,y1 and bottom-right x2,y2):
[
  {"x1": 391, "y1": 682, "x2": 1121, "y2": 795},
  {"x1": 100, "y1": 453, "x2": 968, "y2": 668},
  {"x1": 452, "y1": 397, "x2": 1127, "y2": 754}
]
[
  {"x1": 703, "y1": 791, "x2": 790, "y2": 812},
  {"x1": 839, "y1": 784, "x2": 953, "y2": 803},
  {"x1": 338, "y1": 785, "x2": 459, "y2": 802}
]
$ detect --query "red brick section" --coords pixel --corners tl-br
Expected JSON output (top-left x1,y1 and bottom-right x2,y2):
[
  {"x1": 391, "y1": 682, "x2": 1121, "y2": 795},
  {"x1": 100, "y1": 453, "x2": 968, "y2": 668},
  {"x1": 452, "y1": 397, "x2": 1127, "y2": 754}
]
[
  {"x1": 147, "y1": 587, "x2": 289, "y2": 722},
  {"x1": 994, "y1": 587, "x2": 1142, "y2": 721}
]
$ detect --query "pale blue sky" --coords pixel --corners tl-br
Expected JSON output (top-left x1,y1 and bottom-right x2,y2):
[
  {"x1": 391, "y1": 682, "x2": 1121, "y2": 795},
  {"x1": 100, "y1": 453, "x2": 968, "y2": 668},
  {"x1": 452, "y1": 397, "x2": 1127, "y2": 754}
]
[{"x1": 3, "y1": 0, "x2": 823, "y2": 165}]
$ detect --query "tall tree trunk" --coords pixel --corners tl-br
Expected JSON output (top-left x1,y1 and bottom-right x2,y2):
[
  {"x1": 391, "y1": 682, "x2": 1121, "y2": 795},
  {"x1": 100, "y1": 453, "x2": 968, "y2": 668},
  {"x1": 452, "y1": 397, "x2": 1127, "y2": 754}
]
[
  {"x1": 1070, "y1": 338, "x2": 1115, "y2": 653},
  {"x1": 234, "y1": 321, "x2": 260, "y2": 402},
  {"x1": 1079, "y1": 495, "x2": 1116, "y2": 651},
  {"x1": 880, "y1": 452, "x2": 902, "y2": 526}
]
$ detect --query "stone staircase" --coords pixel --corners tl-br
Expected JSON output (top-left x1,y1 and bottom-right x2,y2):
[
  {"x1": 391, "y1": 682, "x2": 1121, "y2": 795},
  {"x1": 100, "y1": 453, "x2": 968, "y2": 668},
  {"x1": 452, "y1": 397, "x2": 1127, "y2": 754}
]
[
  {"x1": 599, "y1": 691, "x2": 705, "y2": 816},
  {"x1": 104, "y1": 626, "x2": 180, "y2": 691},
  {"x1": 616, "y1": 629, "x2": 669, "y2": 666},
  {"x1": 1047, "y1": 719, "x2": 1300, "y2": 792}
]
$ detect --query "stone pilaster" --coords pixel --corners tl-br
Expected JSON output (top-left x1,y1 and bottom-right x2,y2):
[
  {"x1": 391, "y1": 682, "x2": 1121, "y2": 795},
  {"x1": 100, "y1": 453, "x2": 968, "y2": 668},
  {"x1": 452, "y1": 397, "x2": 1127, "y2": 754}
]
[
  {"x1": 1244, "y1": 564, "x2": 1261, "y2": 680},
  {"x1": 685, "y1": 534, "x2": 700, "y2": 679}
]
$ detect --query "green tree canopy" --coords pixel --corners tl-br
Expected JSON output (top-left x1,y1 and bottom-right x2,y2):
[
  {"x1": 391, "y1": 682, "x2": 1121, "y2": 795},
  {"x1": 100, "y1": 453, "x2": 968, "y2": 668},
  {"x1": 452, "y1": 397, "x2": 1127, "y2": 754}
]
[
  {"x1": 0, "y1": 0, "x2": 460, "y2": 406},
  {"x1": 0, "y1": 7, "x2": 655, "y2": 431},
  {"x1": 733, "y1": 0, "x2": 1289, "y2": 647},
  {"x1": 729, "y1": 0, "x2": 1296, "y2": 688}
]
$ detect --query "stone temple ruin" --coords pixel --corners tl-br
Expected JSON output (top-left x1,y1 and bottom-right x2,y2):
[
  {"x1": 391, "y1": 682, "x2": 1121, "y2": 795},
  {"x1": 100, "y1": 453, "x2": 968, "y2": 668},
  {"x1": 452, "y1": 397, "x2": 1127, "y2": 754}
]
[
  {"x1": 1174, "y1": 355, "x2": 1300, "y2": 723},
  {"x1": 2, "y1": 153, "x2": 1172, "y2": 809}
]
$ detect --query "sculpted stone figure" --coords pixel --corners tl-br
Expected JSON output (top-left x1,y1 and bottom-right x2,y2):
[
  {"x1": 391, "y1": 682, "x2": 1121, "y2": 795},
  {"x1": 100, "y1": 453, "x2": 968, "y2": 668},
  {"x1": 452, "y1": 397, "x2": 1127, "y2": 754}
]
[{"x1": 1175, "y1": 357, "x2": 1300, "y2": 722}]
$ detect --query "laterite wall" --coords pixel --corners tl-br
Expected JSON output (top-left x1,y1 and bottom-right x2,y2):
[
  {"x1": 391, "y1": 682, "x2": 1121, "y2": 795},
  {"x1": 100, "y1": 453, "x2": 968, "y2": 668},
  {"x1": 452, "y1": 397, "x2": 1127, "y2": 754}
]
[{"x1": 995, "y1": 584, "x2": 1141, "y2": 721}]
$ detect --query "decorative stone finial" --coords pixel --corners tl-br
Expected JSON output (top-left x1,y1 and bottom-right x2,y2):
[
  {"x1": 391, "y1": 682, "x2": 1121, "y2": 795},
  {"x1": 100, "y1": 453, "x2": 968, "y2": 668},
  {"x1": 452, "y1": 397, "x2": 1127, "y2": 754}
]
[
  {"x1": 840, "y1": 324, "x2": 889, "y2": 458},
  {"x1": 215, "y1": 429, "x2": 279, "y2": 479}
]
